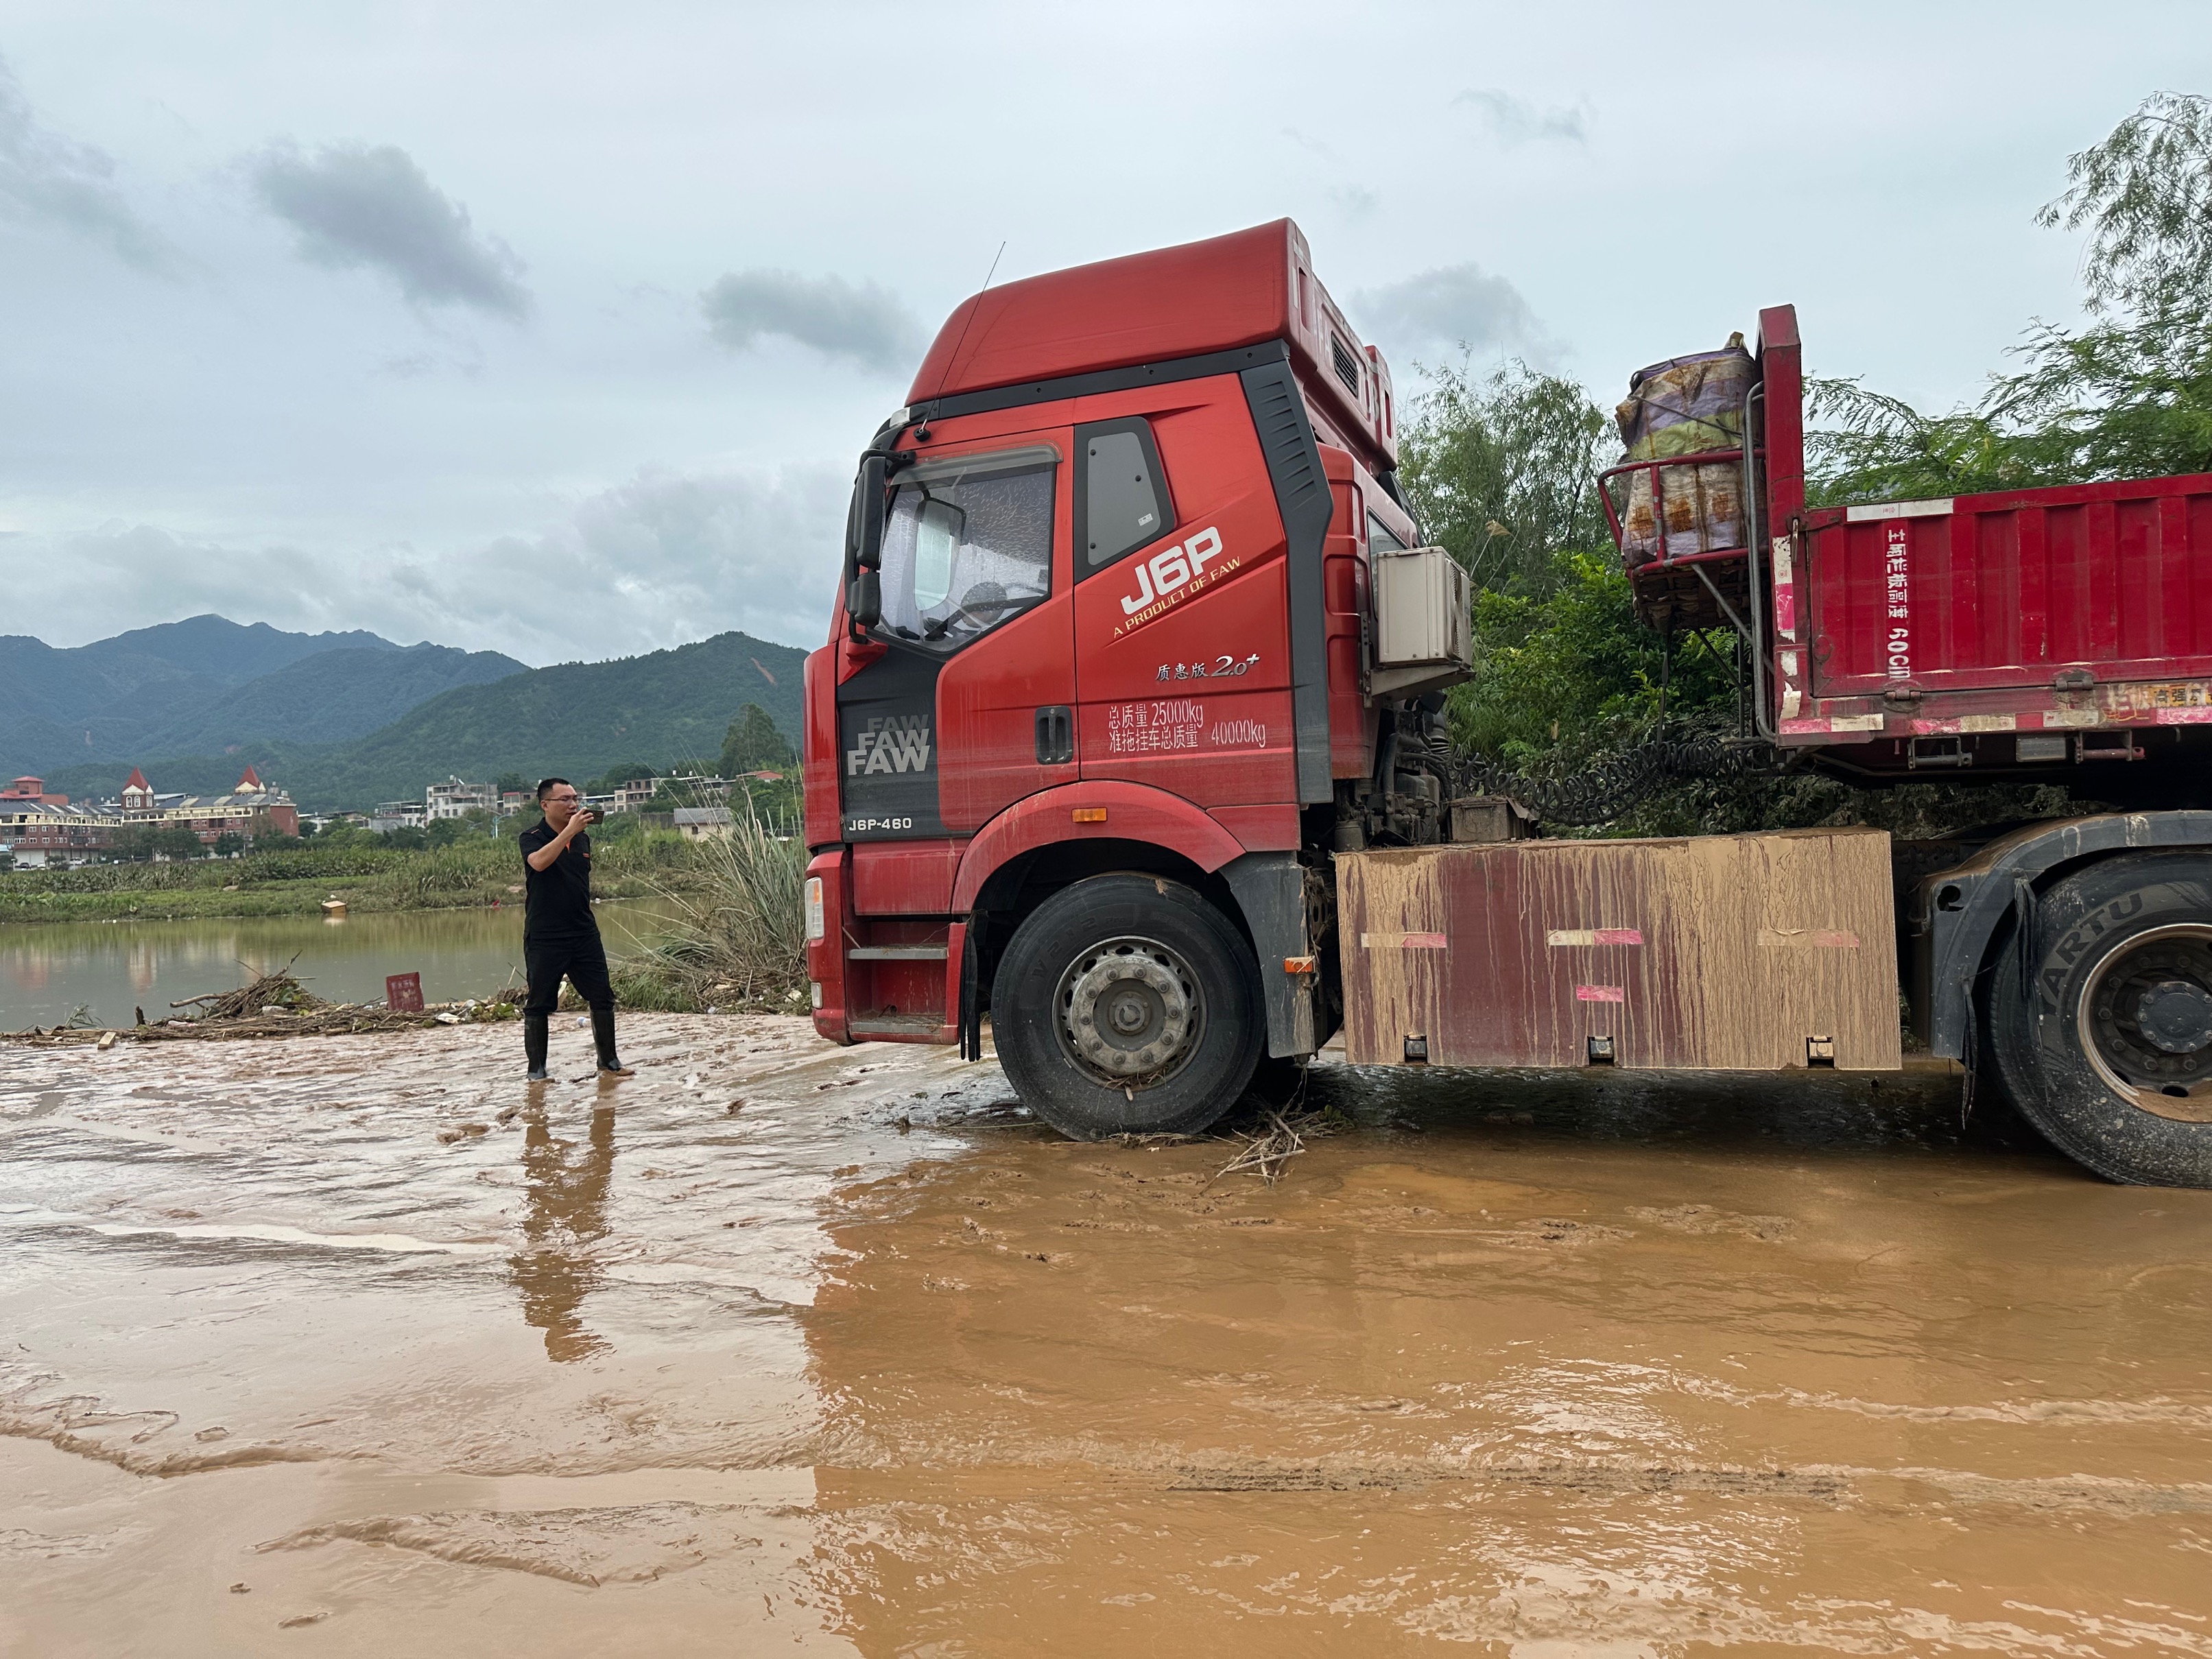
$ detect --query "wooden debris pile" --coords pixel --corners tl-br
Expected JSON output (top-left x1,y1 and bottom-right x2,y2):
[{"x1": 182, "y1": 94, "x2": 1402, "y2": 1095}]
[{"x1": 6, "y1": 967, "x2": 519, "y2": 1047}]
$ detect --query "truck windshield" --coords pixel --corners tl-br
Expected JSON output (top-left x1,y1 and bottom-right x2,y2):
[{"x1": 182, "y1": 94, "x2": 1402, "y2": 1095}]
[{"x1": 875, "y1": 446, "x2": 1056, "y2": 649}]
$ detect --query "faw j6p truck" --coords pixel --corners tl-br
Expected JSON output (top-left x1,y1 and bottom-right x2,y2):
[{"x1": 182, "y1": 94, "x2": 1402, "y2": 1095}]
[{"x1": 801, "y1": 220, "x2": 2212, "y2": 1188}]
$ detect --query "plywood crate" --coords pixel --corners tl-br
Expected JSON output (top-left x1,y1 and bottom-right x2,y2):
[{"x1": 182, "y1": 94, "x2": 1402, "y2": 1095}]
[{"x1": 1337, "y1": 828, "x2": 1901, "y2": 1071}]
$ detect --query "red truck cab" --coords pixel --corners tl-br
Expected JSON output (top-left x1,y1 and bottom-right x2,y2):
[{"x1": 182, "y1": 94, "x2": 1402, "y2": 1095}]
[{"x1": 802, "y1": 221, "x2": 1449, "y2": 1136}]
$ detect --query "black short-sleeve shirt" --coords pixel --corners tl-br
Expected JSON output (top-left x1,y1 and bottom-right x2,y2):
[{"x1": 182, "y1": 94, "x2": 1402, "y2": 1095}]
[{"x1": 519, "y1": 820, "x2": 597, "y2": 940}]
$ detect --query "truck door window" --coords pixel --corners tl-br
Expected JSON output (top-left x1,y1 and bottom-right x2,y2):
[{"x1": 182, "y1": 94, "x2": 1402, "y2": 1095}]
[
  {"x1": 1367, "y1": 512, "x2": 1406, "y2": 553},
  {"x1": 876, "y1": 444, "x2": 1056, "y2": 651},
  {"x1": 1077, "y1": 418, "x2": 1174, "y2": 574}
]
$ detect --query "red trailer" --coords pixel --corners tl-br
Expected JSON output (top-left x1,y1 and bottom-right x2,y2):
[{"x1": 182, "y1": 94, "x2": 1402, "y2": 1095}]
[
  {"x1": 803, "y1": 222, "x2": 2212, "y2": 1187},
  {"x1": 1602, "y1": 307, "x2": 2212, "y2": 789}
]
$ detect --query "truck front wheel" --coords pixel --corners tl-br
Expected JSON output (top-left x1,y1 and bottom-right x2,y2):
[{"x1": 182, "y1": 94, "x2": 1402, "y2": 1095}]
[
  {"x1": 1989, "y1": 851, "x2": 2212, "y2": 1186},
  {"x1": 989, "y1": 873, "x2": 1263, "y2": 1140}
]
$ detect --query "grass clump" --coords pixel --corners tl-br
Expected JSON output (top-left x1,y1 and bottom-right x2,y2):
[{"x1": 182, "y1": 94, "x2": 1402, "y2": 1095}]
[{"x1": 609, "y1": 812, "x2": 808, "y2": 1013}]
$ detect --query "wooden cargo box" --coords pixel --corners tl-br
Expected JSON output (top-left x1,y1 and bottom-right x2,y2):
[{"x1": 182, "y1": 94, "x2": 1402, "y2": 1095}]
[{"x1": 1336, "y1": 828, "x2": 1901, "y2": 1071}]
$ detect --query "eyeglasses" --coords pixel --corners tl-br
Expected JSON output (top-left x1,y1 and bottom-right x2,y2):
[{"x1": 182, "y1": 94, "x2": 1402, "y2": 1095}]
[{"x1": 545, "y1": 792, "x2": 581, "y2": 804}]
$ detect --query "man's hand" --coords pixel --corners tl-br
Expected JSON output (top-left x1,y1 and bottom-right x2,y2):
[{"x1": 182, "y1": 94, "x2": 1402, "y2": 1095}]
[{"x1": 525, "y1": 808, "x2": 592, "y2": 871}]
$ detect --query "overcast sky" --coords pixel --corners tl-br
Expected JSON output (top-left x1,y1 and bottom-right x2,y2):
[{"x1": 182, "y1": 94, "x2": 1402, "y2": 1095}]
[{"x1": 2, "y1": 2, "x2": 2202, "y2": 664}]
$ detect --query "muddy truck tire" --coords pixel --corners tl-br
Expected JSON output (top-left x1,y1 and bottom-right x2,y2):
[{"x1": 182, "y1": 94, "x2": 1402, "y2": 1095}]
[
  {"x1": 1988, "y1": 851, "x2": 2212, "y2": 1186},
  {"x1": 990, "y1": 873, "x2": 1263, "y2": 1141}
]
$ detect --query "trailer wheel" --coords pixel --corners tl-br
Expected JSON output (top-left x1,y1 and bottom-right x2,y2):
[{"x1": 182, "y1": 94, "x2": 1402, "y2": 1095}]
[
  {"x1": 990, "y1": 873, "x2": 1262, "y2": 1140},
  {"x1": 1988, "y1": 851, "x2": 2212, "y2": 1186}
]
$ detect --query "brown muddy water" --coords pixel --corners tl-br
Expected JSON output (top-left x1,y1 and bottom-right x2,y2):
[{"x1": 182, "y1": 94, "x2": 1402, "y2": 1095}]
[{"x1": 3, "y1": 1018, "x2": 2209, "y2": 1656}]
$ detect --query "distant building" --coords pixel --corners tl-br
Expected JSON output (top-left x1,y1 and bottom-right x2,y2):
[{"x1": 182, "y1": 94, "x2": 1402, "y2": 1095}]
[
  {"x1": 125, "y1": 765, "x2": 300, "y2": 842},
  {"x1": 0, "y1": 765, "x2": 298, "y2": 866},
  {"x1": 672, "y1": 806, "x2": 734, "y2": 842},
  {"x1": 0, "y1": 799, "x2": 112, "y2": 865},
  {"x1": 369, "y1": 800, "x2": 427, "y2": 834},
  {"x1": 610, "y1": 779, "x2": 659, "y2": 813},
  {"x1": 3, "y1": 775, "x2": 69, "y2": 807},
  {"x1": 426, "y1": 776, "x2": 497, "y2": 820}
]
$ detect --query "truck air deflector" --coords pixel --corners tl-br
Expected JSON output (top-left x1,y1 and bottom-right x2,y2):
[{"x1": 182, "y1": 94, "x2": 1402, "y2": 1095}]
[
  {"x1": 910, "y1": 341, "x2": 1294, "y2": 425},
  {"x1": 1239, "y1": 359, "x2": 1334, "y2": 806}
]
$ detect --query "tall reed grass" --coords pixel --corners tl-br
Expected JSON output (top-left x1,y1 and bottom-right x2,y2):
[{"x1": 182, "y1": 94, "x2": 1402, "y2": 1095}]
[{"x1": 608, "y1": 811, "x2": 807, "y2": 1012}]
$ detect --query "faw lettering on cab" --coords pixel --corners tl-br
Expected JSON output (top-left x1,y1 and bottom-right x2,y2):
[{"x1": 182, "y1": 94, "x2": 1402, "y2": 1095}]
[
  {"x1": 1121, "y1": 526, "x2": 1225, "y2": 617},
  {"x1": 846, "y1": 715, "x2": 933, "y2": 776}
]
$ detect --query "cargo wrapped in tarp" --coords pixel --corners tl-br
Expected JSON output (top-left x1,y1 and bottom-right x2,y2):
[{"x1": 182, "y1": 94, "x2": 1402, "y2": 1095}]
[{"x1": 1613, "y1": 335, "x2": 1755, "y2": 567}]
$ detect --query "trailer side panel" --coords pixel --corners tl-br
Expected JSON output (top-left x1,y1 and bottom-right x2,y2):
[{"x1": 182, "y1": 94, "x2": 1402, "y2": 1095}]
[{"x1": 1338, "y1": 829, "x2": 1901, "y2": 1071}]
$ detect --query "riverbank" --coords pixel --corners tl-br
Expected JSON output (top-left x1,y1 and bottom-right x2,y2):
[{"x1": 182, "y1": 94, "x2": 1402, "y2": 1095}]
[
  {"x1": 0, "y1": 899, "x2": 700, "y2": 1030},
  {"x1": 0, "y1": 833, "x2": 710, "y2": 924}
]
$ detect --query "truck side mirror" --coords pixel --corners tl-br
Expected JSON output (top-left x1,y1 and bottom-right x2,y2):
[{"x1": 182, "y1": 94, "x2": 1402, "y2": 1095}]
[
  {"x1": 848, "y1": 566, "x2": 881, "y2": 631},
  {"x1": 857, "y1": 455, "x2": 888, "y2": 571},
  {"x1": 847, "y1": 454, "x2": 888, "y2": 630}
]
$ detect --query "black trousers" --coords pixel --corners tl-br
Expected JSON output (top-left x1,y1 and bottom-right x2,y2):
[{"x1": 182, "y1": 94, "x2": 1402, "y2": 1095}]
[{"x1": 523, "y1": 932, "x2": 613, "y2": 1014}]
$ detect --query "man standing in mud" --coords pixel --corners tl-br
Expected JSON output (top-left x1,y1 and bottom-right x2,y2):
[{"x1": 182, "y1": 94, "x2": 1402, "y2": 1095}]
[{"x1": 519, "y1": 778, "x2": 632, "y2": 1082}]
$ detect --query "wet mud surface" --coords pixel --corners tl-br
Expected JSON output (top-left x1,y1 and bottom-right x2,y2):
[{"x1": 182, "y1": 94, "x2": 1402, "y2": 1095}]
[{"x1": 4, "y1": 1018, "x2": 2210, "y2": 1655}]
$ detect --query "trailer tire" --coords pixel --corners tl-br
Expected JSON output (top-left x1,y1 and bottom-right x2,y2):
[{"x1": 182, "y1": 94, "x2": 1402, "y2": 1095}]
[
  {"x1": 990, "y1": 873, "x2": 1263, "y2": 1141},
  {"x1": 1988, "y1": 851, "x2": 2212, "y2": 1186}
]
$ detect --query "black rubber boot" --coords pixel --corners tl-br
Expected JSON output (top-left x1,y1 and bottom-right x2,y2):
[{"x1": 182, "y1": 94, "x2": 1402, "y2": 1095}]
[
  {"x1": 524, "y1": 1012, "x2": 550, "y2": 1082},
  {"x1": 591, "y1": 1005, "x2": 632, "y2": 1077}
]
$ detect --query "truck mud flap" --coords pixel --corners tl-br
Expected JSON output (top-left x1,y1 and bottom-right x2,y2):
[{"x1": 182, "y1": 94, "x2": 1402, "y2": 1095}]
[{"x1": 1222, "y1": 851, "x2": 1316, "y2": 1058}]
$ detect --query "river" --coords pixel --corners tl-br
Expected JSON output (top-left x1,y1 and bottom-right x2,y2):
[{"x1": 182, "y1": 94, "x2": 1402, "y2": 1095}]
[
  {"x1": 3, "y1": 1016, "x2": 2207, "y2": 1656},
  {"x1": 0, "y1": 901, "x2": 679, "y2": 1029}
]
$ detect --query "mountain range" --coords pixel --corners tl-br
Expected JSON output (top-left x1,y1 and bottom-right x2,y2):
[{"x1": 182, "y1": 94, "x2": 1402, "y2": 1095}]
[
  {"x1": 0, "y1": 617, "x2": 525, "y2": 778},
  {"x1": 20, "y1": 619, "x2": 807, "y2": 811}
]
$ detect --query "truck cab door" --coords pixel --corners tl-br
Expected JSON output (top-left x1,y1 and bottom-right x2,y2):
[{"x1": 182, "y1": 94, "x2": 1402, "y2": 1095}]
[
  {"x1": 1070, "y1": 403, "x2": 1300, "y2": 811},
  {"x1": 835, "y1": 435, "x2": 1076, "y2": 845}
]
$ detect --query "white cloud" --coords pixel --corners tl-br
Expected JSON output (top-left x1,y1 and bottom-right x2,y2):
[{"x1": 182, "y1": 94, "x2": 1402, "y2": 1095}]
[
  {"x1": 251, "y1": 141, "x2": 530, "y2": 316},
  {"x1": 1451, "y1": 87, "x2": 1590, "y2": 146},
  {"x1": 700, "y1": 269, "x2": 923, "y2": 374},
  {"x1": 8, "y1": 463, "x2": 851, "y2": 663},
  {"x1": 1352, "y1": 263, "x2": 1555, "y2": 367},
  {"x1": 0, "y1": 53, "x2": 175, "y2": 271}
]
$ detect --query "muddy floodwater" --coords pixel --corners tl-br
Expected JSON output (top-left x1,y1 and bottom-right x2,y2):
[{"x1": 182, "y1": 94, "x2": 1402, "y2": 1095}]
[{"x1": 3, "y1": 1019, "x2": 2210, "y2": 1656}]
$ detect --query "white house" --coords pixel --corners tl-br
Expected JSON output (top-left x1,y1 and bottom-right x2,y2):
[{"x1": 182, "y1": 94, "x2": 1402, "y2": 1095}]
[
  {"x1": 671, "y1": 806, "x2": 734, "y2": 841},
  {"x1": 425, "y1": 777, "x2": 497, "y2": 820}
]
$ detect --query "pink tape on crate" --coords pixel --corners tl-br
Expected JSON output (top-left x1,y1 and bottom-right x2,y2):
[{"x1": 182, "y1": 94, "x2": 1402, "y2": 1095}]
[{"x1": 1575, "y1": 985, "x2": 1626, "y2": 1003}]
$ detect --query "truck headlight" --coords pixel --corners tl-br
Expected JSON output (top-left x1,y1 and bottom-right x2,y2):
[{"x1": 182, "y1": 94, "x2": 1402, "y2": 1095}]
[{"x1": 805, "y1": 875, "x2": 825, "y2": 942}]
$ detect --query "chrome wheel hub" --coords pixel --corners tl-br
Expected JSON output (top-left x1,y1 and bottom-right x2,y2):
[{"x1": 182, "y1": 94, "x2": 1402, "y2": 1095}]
[{"x1": 1058, "y1": 937, "x2": 1202, "y2": 1083}]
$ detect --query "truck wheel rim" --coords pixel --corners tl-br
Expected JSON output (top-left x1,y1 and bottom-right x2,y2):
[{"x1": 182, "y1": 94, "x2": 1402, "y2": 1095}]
[
  {"x1": 2078, "y1": 922, "x2": 2212, "y2": 1123},
  {"x1": 1056, "y1": 936, "x2": 1203, "y2": 1087}
]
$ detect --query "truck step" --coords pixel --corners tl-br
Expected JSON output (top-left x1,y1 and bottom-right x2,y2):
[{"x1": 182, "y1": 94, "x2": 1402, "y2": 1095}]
[
  {"x1": 847, "y1": 1014, "x2": 949, "y2": 1038},
  {"x1": 847, "y1": 945, "x2": 950, "y2": 961}
]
